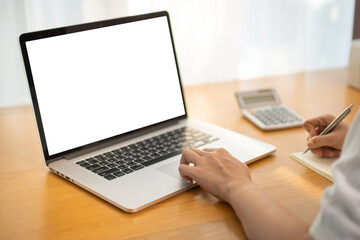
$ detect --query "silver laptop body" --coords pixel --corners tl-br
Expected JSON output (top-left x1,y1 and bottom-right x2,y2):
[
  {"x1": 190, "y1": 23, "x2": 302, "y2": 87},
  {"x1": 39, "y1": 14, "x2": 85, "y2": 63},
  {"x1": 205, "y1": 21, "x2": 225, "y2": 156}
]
[{"x1": 20, "y1": 11, "x2": 276, "y2": 212}]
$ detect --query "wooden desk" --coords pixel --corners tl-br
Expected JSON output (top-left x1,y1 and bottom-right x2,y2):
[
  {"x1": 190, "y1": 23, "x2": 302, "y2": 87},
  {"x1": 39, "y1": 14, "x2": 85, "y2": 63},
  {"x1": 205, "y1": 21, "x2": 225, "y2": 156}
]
[{"x1": 0, "y1": 68, "x2": 359, "y2": 240}]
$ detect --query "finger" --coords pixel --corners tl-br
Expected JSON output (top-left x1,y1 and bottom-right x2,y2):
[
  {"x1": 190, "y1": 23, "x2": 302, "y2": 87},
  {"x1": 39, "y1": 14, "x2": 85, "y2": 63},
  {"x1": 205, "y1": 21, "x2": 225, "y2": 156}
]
[
  {"x1": 303, "y1": 118, "x2": 326, "y2": 134},
  {"x1": 303, "y1": 120, "x2": 317, "y2": 134},
  {"x1": 322, "y1": 148, "x2": 341, "y2": 158},
  {"x1": 202, "y1": 148, "x2": 218, "y2": 152},
  {"x1": 303, "y1": 117, "x2": 322, "y2": 133},
  {"x1": 307, "y1": 134, "x2": 338, "y2": 149},
  {"x1": 180, "y1": 149, "x2": 203, "y2": 166},
  {"x1": 190, "y1": 148, "x2": 207, "y2": 156},
  {"x1": 310, "y1": 148, "x2": 323, "y2": 157},
  {"x1": 178, "y1": 164, "x2": 198, "y2": 182},
  {"x1": 203, "y1": 147, "x2": 234, "y2": 162},
  {"x1": 310, "y1": 127, "x2": 319, "y2": 138},
  {"x1": 311, "y1": 148, "x2": 341, "y2": 158},
  {"x1": 303, "y1": 115, "x2": 334, "y2": 134}
]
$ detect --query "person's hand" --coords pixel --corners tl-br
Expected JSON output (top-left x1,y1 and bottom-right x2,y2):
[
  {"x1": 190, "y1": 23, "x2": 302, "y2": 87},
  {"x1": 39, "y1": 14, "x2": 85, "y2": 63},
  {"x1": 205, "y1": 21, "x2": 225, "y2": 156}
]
[
  {"x1": 178, "y1": 148, "x2": 253, "y2": 203},
  {"x1": 303, "y1": 114, "x2": 349, "y2": 158},
  {"x1": 180, "y1": 148, "x2": 313, "y2": 240}
]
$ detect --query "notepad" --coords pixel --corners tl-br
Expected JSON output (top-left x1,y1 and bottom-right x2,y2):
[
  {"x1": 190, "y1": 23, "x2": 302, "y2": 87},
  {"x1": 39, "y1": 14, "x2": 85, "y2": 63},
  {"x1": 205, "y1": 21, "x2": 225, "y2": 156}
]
[{"x1": 290, "y1": 152, "x2": 337, "y2": 182}]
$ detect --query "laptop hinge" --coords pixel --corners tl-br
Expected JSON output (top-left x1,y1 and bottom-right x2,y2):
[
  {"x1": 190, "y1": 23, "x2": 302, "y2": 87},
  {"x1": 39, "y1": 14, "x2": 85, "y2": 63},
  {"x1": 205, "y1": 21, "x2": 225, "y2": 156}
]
[{"x1": 59, "y1": 119, "x2": 183, "y2": 162}]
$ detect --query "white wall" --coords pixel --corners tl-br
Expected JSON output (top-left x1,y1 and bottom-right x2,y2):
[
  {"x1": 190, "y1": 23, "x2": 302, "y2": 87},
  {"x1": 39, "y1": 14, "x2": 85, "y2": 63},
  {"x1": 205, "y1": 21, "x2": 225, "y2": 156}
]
[
  {"x1": 0, "y1": 1, "x2": 28, "y2": 107},
  {"x1": 0, "y1": 0, "x2": 355, "y2": 107},
  {"x1": 0, "y1": 0, "x2": 83, "y2": 107}
]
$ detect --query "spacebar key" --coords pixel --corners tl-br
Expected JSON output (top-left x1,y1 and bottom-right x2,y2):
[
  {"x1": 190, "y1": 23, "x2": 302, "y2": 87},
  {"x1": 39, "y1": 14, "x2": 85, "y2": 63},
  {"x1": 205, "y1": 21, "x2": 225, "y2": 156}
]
[{"x1": 142, "y1": 150, "x2": 183, "y2": 167}]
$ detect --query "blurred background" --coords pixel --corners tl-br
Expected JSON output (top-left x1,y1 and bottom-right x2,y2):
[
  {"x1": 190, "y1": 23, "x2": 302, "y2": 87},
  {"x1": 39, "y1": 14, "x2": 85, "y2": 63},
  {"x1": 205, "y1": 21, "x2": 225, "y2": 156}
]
[{"x1": 0, "y1": 0, "x2": 355, "y2": 107}]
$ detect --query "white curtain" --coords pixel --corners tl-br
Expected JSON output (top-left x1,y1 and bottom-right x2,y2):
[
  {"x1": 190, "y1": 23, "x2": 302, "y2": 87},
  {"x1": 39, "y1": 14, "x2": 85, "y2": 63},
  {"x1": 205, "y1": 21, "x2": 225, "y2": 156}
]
[{"x1": 0, "y1": 0, "x2": 354, "y2": 107}]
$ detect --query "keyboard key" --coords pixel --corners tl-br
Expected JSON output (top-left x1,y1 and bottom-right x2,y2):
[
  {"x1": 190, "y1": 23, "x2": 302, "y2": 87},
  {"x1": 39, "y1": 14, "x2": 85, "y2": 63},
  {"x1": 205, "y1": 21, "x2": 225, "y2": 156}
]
[
  {"x1": 92, "y1": 166, "x2": 109, "y2": 173},
  {"x1": 150, "y1": 153, "x2": 161, "y2": 158},
  {"x1": 94, "y1": 155, "x2": 107, "y2": 161},
  {"x1": 104, "y1": 152, "x2": 115, "y2": 157},
  {"x1": 87, "y1": 159, "x2": 99, "y2": 164},
  {"x1": 107, "y1": 163, "x2": 117, "y2": 168},
  {"x1": 117, "y1": 164, "x2": 128, "y2": 169},
  {"x1": 98, "y1": 161, "x2": 109, "y2": 166},
  {"x1": 126, "y1": 161, "x2": 137, "y2": 167},
  {"x1": 107, "y1": 158, "x2": 117, "y2": 163},
  {"x1": 130, "y1": 165, "x2": 144, "y2": 171},
  {"x1": 142, "y1": 156, "x2": 153, "y2": 161},
  {"x1": 98, "y1": 168, "x2": 118, "y2": 176},
  {"x1": 120, "y1": 146, "x2": 131, "y2": 152},
  {"x1": 134, "y1": 159, "x2": 145, "y2": 163},
  {"x1": 111, "y1": 149, "x2": 122, "y2": 154},
  {"x1": 113, "y1": 171, "x2": 125, "y2": 177},
  {"x1": 122, "y1": 168, "x2": 134, "y2": 174},
  {"x1": 79, "y1": 162, "x2": 91, "y2": 167},
  {"x1": 104, "y1": 174, "x2": 116, "y2": 180},
  {"x1": 142, "y1": 150, "x2": 183, "y2": 167},
  {"x1": 86, "y1": 164, "x2": 101, "y2": 170}
]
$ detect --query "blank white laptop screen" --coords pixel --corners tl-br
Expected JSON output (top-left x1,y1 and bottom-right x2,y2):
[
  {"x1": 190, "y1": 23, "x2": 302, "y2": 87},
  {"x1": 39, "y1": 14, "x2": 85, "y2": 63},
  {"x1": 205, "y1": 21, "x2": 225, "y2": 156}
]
[{"x1": 26, "y1": 16, "x2": 185, "y2": 156}]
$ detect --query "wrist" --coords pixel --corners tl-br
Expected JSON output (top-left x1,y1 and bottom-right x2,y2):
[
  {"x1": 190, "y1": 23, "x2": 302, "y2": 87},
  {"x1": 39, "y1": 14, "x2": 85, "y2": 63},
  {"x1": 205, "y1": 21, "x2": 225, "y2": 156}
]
[{"x1": 226, "y1": 179, "x2": 255, "y2": 206}]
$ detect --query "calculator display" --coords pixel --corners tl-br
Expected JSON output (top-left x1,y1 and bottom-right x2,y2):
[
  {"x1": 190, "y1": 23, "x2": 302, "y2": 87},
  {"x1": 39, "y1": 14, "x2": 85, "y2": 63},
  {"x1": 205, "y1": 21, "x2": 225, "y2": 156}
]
[{"x1": 243, "y1": 95, "x2": 276, "y2": 105}]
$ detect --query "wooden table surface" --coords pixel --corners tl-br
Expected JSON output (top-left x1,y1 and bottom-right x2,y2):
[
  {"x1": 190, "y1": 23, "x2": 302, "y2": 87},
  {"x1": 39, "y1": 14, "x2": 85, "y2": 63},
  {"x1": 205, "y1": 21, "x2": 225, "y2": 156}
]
[{"x1": 0, "y1": 68, "x2": 359, "y2": 240}]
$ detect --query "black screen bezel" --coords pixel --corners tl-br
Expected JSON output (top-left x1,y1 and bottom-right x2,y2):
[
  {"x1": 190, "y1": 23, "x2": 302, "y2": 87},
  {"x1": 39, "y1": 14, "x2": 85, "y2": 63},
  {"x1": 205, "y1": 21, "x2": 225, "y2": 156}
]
[{"x1": 19, "y1": 11, "x2": 188, "y2": 164}]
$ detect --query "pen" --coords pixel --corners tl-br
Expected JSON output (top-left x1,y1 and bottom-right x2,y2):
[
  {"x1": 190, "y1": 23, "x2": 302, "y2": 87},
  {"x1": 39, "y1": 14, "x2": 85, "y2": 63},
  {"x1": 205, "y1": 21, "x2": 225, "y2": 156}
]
[{"x1": 303, "y1": 104, "x2": 354, "y2": 154}]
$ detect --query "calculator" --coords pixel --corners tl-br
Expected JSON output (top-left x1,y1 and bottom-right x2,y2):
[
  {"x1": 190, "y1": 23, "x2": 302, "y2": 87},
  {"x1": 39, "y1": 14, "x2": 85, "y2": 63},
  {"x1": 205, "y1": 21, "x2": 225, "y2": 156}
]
[{"x1": 235, "y1": 88, "x2": 304, "y2": 131}]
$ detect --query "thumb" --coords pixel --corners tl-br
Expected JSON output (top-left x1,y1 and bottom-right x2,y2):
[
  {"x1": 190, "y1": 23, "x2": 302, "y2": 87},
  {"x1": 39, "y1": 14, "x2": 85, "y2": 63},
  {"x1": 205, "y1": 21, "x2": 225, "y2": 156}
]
[{"x1": 178, "y1": 164, "x2": 197, "y2": 182}]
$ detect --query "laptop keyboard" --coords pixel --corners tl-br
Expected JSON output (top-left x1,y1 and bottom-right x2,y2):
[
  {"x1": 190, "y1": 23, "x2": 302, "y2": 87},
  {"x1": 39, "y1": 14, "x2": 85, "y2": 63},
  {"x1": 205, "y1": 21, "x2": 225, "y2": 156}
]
[{"x1": 76, "y1": 127, "x2": 219, "y2": 180}]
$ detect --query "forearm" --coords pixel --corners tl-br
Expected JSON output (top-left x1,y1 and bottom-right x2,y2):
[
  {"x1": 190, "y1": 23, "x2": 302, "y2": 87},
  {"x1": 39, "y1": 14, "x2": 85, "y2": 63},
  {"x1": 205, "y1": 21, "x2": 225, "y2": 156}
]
[{"x1": 229, "y1": 182, "x2": 312, "y2": 240}]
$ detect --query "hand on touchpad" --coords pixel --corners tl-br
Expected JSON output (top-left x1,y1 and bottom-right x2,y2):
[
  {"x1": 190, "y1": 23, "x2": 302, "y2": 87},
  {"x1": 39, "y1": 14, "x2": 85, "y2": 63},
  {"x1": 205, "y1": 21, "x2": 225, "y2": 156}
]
[{"x1": 156, "y1": 161, "x2": 184, "y2": 181}]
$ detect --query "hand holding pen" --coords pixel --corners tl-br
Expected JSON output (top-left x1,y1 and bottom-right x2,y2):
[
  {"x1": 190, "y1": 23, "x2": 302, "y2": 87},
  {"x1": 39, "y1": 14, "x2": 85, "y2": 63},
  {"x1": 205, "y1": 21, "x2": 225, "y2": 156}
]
[{"x1": 302, "y1": 104, "x2": 353, "y2": 158}]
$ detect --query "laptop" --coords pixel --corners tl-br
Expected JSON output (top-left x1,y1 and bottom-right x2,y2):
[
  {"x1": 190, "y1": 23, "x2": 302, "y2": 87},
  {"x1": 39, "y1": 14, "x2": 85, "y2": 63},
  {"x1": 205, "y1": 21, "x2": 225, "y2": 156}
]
[{"x1": 19, "y1": 11, "x2": 276, "y2": 212}]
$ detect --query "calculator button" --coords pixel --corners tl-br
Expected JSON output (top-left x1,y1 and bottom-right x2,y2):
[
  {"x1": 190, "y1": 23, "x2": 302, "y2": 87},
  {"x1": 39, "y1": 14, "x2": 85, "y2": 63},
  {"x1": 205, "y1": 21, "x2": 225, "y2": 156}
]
[{"x1": 251, "y1": 106, "x2": 303, "y2": 128}]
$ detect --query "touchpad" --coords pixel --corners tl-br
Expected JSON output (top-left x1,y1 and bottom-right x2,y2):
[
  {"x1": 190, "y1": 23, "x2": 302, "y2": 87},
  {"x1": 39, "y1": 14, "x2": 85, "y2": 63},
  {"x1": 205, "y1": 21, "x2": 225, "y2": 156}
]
[{"x1": 156, "y1": 160, "x2": 183, "y2": 181}]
